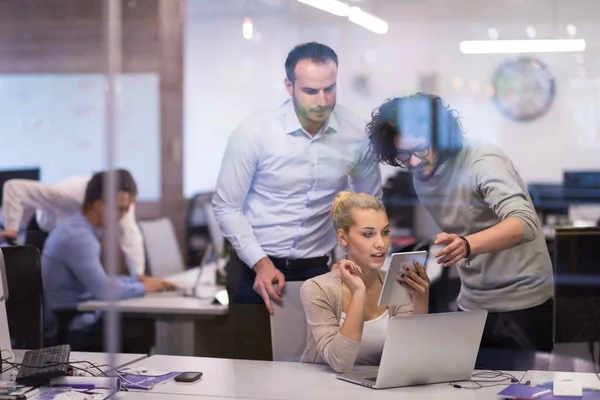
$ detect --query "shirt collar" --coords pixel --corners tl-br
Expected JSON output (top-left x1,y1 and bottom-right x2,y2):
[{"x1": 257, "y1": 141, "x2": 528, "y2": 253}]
[
  {"x1": 281, "y1": 98, "x2": 339, "y2": 136},
  {"x1": 73, "y1": 212, "x2": 102, "y2": 239}
]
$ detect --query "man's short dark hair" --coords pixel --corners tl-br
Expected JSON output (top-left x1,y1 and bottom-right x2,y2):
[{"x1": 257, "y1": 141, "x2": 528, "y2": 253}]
[
  {"x1": 366, "y1": 93, "x2": 464, "y2": 167},
  {"x1": 285, "y1": 42, "x2": 338, "y2": 83},
  {"x1": 83, "y1": 169, "x2": 138, "y2": 207}
]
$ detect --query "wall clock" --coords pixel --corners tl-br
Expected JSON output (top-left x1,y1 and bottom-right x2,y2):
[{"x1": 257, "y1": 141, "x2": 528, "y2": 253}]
[{"x1": 492, "y1": 57, "x2": 555, "y2": 122}]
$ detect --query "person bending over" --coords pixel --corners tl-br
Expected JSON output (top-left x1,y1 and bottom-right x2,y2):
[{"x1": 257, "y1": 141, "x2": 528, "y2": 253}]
[
  {"x1": 367, "y1": 93, "x2": 554, "y2": 357},
  {"x1": 1, "y1": 170, "x2": 146, "y2": 276}
]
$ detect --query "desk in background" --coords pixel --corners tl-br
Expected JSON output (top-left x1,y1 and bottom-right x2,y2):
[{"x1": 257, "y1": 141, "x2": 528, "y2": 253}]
[
  {"x1": 77, "y1": 265, "x2": 228, "y2": 357},
  {"x1": 124, "y1": 354, "x2": 526, "y2": 400}
]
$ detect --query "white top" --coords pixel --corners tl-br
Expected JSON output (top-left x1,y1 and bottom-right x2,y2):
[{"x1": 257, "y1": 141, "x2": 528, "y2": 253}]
[
  {"x1": 340, "y1": 309, "x2": 389, "y2": 365},
  {"x1": 1, "y1": 176, "x2": 146, "y2": 275}
]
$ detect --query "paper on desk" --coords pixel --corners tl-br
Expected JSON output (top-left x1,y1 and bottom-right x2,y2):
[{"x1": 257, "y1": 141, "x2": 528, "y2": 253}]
[
  {"x1": 119, "y1": 367, "x2": 168, "y2": 377},
  {"x1": 165, "y1": 264, "x2": 217, "y2": 289},
  {"x1": 534, "y1": 381, "x2": 600, "y2": 399},
  {"x1": 25, "y1": 387, "x2": 118, "y2": 400},
  {"x1": 49, "y1": 376, "x2": 120, "y2": 390},
  {"x1": 118, "y1": 369, "x2": 181, "y2": 390}
]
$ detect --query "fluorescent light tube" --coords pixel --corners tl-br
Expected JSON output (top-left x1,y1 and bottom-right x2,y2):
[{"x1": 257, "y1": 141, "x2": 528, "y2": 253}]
[
  {"x1": 242, "y1": 18, "x2": 253, "y2": 40},
  {"x1": 348, "y1": 6, "x2": 388, "y2": 34},
  {"x1": 460, "y1": 39, "x2": 586, "y2": 54},
  {"x1": 297, "y1": 0, "x2": 350, "y2": 17}
]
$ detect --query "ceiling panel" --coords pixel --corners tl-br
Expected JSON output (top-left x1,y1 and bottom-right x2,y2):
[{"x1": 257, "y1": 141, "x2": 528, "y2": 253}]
[{"x1": 186, "y1": 0, "x2": 287, "y2": 17}]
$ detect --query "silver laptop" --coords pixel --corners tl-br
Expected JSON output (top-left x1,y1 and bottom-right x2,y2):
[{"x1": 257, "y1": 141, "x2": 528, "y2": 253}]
[{"x1": 336, "y1": 310, "x2": 487, "y2": 389}]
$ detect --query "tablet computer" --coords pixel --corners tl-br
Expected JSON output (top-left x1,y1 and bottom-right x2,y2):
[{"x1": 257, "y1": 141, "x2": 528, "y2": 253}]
[{"x1": 378, "y1": 251, "x2": 428, "y2": 306}]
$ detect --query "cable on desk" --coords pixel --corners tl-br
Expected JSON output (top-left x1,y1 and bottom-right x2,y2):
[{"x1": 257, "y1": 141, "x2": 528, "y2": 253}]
[
  {"x1": 449, "y1": 370, "x2": 522, "y2": 390},
  {"x1": 1, "y1": 348, "x2": 15, "y2": 363},
  {"x1": 95, "y1": 364, "x2": 155, "y2": 390},
  {"x1": 0, "y1": 358, "x2": 134, "y2": 390}
]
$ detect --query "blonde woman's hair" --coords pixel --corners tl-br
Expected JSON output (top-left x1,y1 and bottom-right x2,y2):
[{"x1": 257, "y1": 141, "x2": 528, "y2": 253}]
[{"x1": 330, "y1": 191, "x2": 386, "y2": 232}]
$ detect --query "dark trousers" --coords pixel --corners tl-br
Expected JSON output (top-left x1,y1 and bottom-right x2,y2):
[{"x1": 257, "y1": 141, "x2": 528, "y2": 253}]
[
  {"x1": 226, "y1": 252, "x2": 330, "y2": 361},
  {"x1": 462, "y1": 298, "x2": 554, "y2": 370}
]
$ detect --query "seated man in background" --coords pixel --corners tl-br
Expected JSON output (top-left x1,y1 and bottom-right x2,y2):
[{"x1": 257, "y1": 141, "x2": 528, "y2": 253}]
[
  {"x1": 0, "y1": 170, "x2": 145, "y2": 276},
  {"x1": 42, "y1": 170, "x2": 175, "y2": 352}
]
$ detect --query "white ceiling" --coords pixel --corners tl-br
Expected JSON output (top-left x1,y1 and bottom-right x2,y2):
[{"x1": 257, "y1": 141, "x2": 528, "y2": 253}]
[{"x1": 186, "y1": 0, "x2": 287, "y2": 17}]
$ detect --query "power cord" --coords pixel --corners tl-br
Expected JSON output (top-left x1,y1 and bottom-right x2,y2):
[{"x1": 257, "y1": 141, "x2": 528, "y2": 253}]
[
  {"x1": 449, "y1": 370, "x2": 527, "y2": 390},
  {"x1": 1, "y1": 348, "x2": 15, "y2": 363},
  {"x1": 66, "y1": 360, "x2": 155, "y2": 391},
  {"x1": 0, "y1": 348, "x2": 15, "y2": 372},
  {"x1": 95, "y1": 364, "x2": 156, "y2": 390},
  {"x1": 0, "y1": 357, "x2": 145, "y2": 392}
]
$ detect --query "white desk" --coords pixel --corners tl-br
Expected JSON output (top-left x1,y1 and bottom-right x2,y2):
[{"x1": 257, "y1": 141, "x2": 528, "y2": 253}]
[
  {"x1": 77, "y1": 266, "x2": 228, "y2": 356},
  {"x1": 125, "y1": 355, "x2": 526, "y2": 400},
  {"x1": 522, "y1": 369, "x2": 600, "y2": 389},
  {"x1": 120, "y1": 394, "x2": 260, "y2": 400}
]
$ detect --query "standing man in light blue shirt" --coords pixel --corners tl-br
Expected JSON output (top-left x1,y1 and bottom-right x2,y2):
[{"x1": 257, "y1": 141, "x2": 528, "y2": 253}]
[{"x1": 213, "y1": 42, "x2": 382, "y2": 360}]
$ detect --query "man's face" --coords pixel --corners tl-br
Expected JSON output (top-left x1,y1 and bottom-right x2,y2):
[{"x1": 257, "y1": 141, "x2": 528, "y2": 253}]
[
  {"x1": 395, "y1": 135, "x2": 438, "y2": 181},
  {"x1": 95, "y1": 191, "x2": 133, "y2": 227},
  {"x1": 285, "y1": 59, "x2": 337, "y2": 128}
]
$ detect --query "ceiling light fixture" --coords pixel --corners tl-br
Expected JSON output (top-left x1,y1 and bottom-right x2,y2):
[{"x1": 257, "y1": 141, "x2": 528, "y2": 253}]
[
  {"x1": 242, "y1": 17, "x2": 253, "y2": 40},
  {"x1": 297, "y1": 0, "x2": 350, "y2": 16},
  {"x1": 348, "y1": 6, "x2": 388, "y2": 34},
  {"x1": 460, "y1": 39, "x2": 586, "y2": 54}
]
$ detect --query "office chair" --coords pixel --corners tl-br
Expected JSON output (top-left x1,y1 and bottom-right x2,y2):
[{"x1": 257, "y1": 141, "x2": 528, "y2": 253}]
[
  {"x1": 269, "y1": 281, "x2": 307, "y2": 362},
  {"x1": 2, "y1": 245, "x2": 44, "y2": 349},
  {"x1": 24, "y1": 217, "x2": 49, "y2": 256}
]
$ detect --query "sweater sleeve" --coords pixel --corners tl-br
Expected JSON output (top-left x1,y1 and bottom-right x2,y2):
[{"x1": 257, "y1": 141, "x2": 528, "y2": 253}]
[
  {"x1": 300, "y1": 279, "x2": 361, "y2": 373},
  {"x1": 472, "y1": 153, "x2": 540, "y2": 243}
]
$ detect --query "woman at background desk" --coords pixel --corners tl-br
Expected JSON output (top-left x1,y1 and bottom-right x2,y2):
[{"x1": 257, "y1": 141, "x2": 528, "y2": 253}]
[{"x1": 300, "y1": 191, "x2": 430, "y2": 373}]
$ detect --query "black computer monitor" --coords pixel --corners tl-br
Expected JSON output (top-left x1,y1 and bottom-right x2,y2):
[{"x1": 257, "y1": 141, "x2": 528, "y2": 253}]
[
  {"x1": 382, "y1": 171, "x2": 418, "y2": 233},
  {"x1": 527, "y1": 183, "x2": 569, "y2": 223},
  {"x1": 0, "y1": 168, "x2": 40, "y2": 207},
  {"x1": 554, "y1": 227, "x2": 600, "y2": 343},
  {"x1": 563, "y1": 171, "x2": 600, "y2": 204}
]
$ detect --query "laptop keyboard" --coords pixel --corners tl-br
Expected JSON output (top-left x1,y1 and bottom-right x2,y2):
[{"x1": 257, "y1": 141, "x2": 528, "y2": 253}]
[
  {"x1": 16, "y1": 345, "x2": 71, "y2": 386},
  {"x1": 365, "y1": 377, "x2": 377, "y2": 382}
]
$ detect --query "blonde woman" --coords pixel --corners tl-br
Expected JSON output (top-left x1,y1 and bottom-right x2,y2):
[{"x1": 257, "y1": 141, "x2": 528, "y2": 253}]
[{"x1": 300, "y1": 191, "x2": 430, "y2": 373}]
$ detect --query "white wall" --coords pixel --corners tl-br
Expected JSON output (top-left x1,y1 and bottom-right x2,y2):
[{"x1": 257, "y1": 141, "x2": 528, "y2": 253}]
[
  {"x1": 0, "y1": 74, "x2": 161, "y2": 201},
  {"x1": 183, "y1": 0, "x2": 600, "y2": 196}
]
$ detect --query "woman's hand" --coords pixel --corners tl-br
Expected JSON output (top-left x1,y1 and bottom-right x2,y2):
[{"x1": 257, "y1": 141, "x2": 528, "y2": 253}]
[
  {"x1": 397, "y1": 262, "x2": 430, "y2": 313},
  {"x1": 338, "y1": 259, "x2": 365, "y2": 296}
]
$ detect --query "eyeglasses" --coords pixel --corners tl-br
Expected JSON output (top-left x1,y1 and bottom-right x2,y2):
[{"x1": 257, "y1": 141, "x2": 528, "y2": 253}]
[{"x1": 396, "y1": 145, "x2": 430, "y2": 163}]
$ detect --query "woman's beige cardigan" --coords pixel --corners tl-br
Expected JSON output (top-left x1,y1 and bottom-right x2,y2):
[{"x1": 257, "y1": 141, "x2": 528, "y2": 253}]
[{"x1": 299, "y1": 270, "x2": 413, "y2": 373}]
